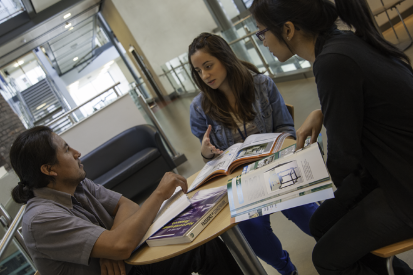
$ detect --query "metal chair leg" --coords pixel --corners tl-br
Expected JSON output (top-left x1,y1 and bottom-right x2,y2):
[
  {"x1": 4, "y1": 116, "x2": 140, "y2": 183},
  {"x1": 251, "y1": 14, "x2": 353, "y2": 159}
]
[{"x1": 386, "y1": 255, "x2": 395, "y2": 275}]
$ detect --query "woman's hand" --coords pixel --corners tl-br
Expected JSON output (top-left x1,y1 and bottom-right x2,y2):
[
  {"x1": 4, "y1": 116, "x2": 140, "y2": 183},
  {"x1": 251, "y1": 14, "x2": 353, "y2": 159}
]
[
  {"x1": 296, "y1": 110, "x2": 324, "y2": 150},
  {"x1": 201, "y1": 125, "x2": 223, "y2": 159}
]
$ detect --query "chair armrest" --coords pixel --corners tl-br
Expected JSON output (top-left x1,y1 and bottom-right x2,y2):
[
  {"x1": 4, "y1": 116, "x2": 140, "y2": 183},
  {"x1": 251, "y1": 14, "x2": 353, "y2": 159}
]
[
  {"x1": 132, "y1": 125, "x2": 176, "y2": 170},
  {"x1": 371, "y1": 238, "x2": 413, "y2": 258}
]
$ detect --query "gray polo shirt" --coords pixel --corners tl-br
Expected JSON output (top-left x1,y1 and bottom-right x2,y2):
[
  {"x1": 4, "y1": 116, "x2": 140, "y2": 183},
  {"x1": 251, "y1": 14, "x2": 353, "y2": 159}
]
[{"x1": 22, "y1": 178, "x2": 124, "y2": 275}]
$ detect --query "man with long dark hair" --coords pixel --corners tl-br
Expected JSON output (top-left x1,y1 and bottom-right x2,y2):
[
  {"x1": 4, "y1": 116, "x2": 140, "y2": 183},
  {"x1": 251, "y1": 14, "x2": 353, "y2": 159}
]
[{"x1": 10, "y1": 126, "x2": 243, "y2": 275}]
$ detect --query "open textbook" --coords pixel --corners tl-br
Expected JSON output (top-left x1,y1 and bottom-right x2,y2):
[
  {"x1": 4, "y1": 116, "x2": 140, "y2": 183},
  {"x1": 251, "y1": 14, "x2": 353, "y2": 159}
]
[
  {"x1": 242, "y1": 134, "x2": 324, "y2": 175},
  {"x1": 227, "y1": 142, "x2": 334, "y2": 223},
  {"x1": 188, "y1": 132, "x2": 291, "y2": 192},
  {"x1": 135, "y1": 188, "x2": 191, "y2": 249},
  {"x1": 147, "y1": 186, "x2": 228, "y2": 247}
]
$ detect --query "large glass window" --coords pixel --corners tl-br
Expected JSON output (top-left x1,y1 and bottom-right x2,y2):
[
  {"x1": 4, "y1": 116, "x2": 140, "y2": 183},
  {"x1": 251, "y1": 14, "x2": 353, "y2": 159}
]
[
  {"x1": 0, "y1": 53, "x2": 46, "y2": 93},
  {"x1": 0, "y1": 53, "x2": 48, "y2": 128},
  {"x1": 67, "y1": 58, "x2": 131, "y2": 117},
  {"x1": 0, "y1": 0, "x2": 24, "y2": 24},
  {"x1": 45, "y1": 15, "x2": 110, "y2": 75},
  {"x1": 243, "y1": 0, "x2": 253, "y2": 8},
  {"x1": 218, "y1": 0, "x2": 239, "y2": 19}
]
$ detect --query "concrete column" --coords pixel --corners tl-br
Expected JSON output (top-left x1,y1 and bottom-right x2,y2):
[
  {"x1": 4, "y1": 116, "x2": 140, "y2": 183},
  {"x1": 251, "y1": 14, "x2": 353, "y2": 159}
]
[
  {"x1": 34, "y1": 48, "x2": 77, "y2": 110},
  {"x1": 204, "y1": 0, "x2": 253, "y2": 63}
]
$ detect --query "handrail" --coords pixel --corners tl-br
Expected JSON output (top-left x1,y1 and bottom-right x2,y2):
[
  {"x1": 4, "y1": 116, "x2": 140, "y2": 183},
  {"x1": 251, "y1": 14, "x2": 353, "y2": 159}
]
[
  {"x1": 158, "y1": 32, "x2": 258, "y2": 77},
  {"x1": 0, "y1": 204, "x2": 12, "y2": 227},
  {"x1": 46, "y1": 82, "x2": 121, "y2": 127},
  {"x1": 0, "y1": 205, "x2": 25, "y2": 259},
  {"x1": 232, "y1": 14, "x2": 252, "y2": 27},
  {"x1": 228, "y1": 30, "x2": 258, "y2": 46}
]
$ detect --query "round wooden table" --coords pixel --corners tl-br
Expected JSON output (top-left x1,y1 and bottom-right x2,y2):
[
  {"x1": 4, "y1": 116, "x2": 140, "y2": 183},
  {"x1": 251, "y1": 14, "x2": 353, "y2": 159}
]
[{"x1": 126, "y1": 139, "x2": 297, "y2": 274}]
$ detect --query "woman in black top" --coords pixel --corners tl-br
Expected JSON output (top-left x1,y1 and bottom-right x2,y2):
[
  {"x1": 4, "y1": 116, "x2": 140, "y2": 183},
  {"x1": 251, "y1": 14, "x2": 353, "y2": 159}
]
[{"x1": 250, "y1": 0, "x2": 413, "y2": 274}]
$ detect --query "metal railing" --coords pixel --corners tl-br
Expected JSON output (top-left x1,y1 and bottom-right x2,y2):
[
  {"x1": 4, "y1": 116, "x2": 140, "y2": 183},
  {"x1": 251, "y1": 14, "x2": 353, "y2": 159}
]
[
  {"x1": 0, "y1": 205, "x2": 24, "y2": 257},
  {"x1": 0, "y1": 204, "x2": 36, "y2": 271},
  {"x1": 45, "y1": 82, "x2": 122, "y2": 134},
  {"x1": 158, "y1": 15, "x2": 312, "y2": 94}
]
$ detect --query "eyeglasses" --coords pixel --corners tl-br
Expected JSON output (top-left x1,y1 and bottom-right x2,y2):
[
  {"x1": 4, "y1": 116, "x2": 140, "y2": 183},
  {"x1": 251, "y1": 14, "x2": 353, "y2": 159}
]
[
  {"x1": 256, "y1": 28, "x2": 270, "y2": 41},
  {"x1": 255, "y1": 25, "x2": 301, "y2": 42}
]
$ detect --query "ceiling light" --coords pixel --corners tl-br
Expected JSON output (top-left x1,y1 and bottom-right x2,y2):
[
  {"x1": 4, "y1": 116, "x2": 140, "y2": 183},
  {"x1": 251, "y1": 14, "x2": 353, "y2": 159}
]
[
  {"x1": 73, "y1": 57, "x2": 78, "y2": 61},
  {"x1": 14, "y1": 60, "x2": 24, "y2": 67},
  {"x1": 63, "y1": 13, "x2": 71, "y2": 19},
  {"x1": 69, "y1": 27, "x2": 74, "y2": 31},
  {"x1": 104, "y1": 61, "x2": 114, "y2": 68},
  {"x1": 36, "y1": 103, "x2": 46, "y2": 110},
  {"x1": 65, "y1": 22, "x2": 72, "y2": 29}
]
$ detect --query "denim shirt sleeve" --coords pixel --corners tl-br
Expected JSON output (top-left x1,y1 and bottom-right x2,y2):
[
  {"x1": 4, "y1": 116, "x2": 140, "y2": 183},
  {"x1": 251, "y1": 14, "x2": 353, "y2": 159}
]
[
  {"x1": 265, "y1": 75, "x2": 296, "y2": 138},
  {"x1": 189, "y1": 97, "x2": 207, "y2": 143},
  {"x1": 189, "y1": 94, "x2": 231, "y2": 150}
]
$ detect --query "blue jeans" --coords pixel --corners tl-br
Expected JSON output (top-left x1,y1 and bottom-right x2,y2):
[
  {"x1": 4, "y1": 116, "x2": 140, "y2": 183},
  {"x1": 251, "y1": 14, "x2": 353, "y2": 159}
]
[{"x1": 238, "y1": 203, "x2": 319, "y2": 275}]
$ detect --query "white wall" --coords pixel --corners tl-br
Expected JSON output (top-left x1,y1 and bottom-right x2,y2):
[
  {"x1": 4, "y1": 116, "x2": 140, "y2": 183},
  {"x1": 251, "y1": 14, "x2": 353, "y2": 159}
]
[
  {"x1": 60, "y1": 94, "x2": 146, "y2": 155},
  {"x1": 111, "y1": 0, "x2": 217, "y2": 75},
  {"x1": 60, "y1": 46, "x2": 120, "y2": 86},
  {"x1": 0, "y1": 171, "x2": 19, "y2": 207},
  {"x1": 367, "y1": 0, "x2": 413, "y2": 26}
]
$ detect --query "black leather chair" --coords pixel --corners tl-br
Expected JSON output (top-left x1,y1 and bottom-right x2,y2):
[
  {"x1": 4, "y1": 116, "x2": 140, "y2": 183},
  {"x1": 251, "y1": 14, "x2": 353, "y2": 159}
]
[{"x1": 81, "y1": 125, "x2": 176, "y2": 199}]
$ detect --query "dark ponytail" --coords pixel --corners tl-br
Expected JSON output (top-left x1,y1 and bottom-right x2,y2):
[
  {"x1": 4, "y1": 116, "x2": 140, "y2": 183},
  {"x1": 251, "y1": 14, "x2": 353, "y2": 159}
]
[
  {"x1": 251, "y1": 0, "x2": 410, "y2": 65},
  {"x1": 250, "y1": 0, "x2": 338, "y2": 46},
  {"x1": 10, "y1": 126, "x2": 58, "y2": 204},
  {"x1": 335, "y1": 0, "x2": 410, "y2": 65}
]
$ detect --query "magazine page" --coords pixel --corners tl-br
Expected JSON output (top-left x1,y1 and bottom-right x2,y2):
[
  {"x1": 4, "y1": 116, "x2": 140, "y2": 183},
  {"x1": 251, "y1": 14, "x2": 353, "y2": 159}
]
[
  {"x1": 136, "y1": 189, "x2": 191, "y2": 248},
  {"x1": 234, "y1": 133, "x2": 282, "y2": 161},
  {"x1": 241, "y1": 135, "x2": 323, "y2": 175},
  {"x1": 188, "y1": 143, "x2": 242, "y2": 192},
  {"x1": 231, "y1": 185, "x2": 334, "y2": 223},
  {"x1": 230, "y1": 181, "x2": 333, "y2": 219},
  {"x1": 227, "y1": 143, "x2": 329, "y2": 216}
]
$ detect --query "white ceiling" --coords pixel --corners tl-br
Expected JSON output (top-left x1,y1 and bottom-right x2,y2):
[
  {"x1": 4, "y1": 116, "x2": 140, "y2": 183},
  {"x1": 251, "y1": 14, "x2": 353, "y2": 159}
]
[
  {"x1": 48, "y1": 16, "x2": 95, "y2": 73},
  {"x1": 0, "y1": 0, "x2": 101, "y2": 68},
  {"x1": 31, "y1": 0, "x2": 62, "y2": 13}
]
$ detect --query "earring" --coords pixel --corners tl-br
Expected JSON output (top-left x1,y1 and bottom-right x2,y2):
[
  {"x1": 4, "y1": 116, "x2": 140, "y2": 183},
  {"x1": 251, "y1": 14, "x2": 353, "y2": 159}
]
[{"x1": 287, "y1": 37, "x2": 290, "y2": 40}]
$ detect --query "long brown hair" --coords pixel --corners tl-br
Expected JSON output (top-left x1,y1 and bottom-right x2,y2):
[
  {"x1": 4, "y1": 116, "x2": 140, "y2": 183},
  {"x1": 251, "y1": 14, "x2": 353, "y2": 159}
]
[{"x1": 188, "y1": 33, "x2": 261, "y2": 128}]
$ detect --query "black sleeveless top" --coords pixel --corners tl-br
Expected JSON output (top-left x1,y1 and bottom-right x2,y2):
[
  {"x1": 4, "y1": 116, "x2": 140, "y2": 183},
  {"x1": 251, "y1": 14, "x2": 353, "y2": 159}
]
[{"x1": 313, "y1": 30, "x2": 413, "y2": 227}]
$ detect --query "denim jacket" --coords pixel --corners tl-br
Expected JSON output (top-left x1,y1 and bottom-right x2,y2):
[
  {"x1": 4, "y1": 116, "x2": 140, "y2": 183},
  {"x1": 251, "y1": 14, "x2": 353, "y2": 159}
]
[{"x1": 190, "y1": 74, "x2": 296, "y2": 151}]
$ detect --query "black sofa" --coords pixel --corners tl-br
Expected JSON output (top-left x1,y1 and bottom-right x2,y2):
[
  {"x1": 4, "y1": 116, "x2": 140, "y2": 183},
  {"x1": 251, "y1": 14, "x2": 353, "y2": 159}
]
[{"x1": 81, "y1": 125, "x2": 176, "y2": 199}]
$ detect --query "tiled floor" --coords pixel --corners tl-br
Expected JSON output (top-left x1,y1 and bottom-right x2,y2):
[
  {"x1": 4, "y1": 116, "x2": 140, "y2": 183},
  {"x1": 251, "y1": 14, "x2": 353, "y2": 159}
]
[{"x1": 138, "y1": 15, "x2": 413, "y2": 275}]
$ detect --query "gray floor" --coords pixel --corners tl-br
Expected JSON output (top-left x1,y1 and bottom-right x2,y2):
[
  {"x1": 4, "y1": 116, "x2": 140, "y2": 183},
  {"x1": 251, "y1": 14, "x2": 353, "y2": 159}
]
[{"x1": 140, "y1": 16, "x2": 413, "y2": 275}]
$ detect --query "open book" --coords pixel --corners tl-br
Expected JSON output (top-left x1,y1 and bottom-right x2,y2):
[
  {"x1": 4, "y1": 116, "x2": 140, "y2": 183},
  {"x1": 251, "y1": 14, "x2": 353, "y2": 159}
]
[
  {"x1": 227, "y1": 142, "x2": 334, "y2": 223},
  {"x1": 135, "y1": 188, "x2": 191, "y2": 249},
  {"x1": 188, "y1": 132, "x2": 291, "y2": 192},
  {"x1": 146, "y1": 186, "x2": 228, "y2": 247}
]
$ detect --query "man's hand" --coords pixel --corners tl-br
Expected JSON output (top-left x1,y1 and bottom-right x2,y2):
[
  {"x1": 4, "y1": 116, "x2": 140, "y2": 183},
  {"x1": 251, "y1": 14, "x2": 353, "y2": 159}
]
[
  {"x1": 155, "y1": 172, "x2": 188, "y2": 200},
  {"x1": 201, "y1": 125, "x2": 223, "y2": 159},
  {"x1": 100, "y1": 258, "x2": 126, "y2": 275},
  {"x1": 296, "y1": 110, "x2": 323, "y2": 150}
]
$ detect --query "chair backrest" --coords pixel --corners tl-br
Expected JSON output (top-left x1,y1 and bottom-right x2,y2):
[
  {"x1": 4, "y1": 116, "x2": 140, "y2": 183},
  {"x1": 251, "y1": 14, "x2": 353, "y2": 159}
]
[
  {"x1": 81, "y1": 125, "x2": 157, "y2": 180},
  {"x1": 285, "y1": 104, "x2": 294, "y2": 122},
  {"x1": 372, "y1": 238, "x2": 413, "y2": 258}
]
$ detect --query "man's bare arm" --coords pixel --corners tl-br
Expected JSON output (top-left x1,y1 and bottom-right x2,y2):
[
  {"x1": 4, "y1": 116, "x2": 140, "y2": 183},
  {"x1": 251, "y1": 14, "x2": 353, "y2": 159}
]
[
  {"x1": 110, "y1": 197, "x2": 140, "y2": 230},
  {"x1": 90, "y1": 172, "x2": 187, "y2": 260}
]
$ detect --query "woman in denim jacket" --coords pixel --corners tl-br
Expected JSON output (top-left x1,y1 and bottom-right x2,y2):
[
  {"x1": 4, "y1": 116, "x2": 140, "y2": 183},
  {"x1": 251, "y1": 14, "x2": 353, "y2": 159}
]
[{"x1": 188, "y1": 33, "x2": 318, "y2": 275}]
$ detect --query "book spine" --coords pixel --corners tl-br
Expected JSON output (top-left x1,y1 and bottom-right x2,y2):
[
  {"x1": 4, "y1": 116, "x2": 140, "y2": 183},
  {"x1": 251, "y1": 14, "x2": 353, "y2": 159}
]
[{"x1": 185, "y1": 196, "x2": 229, "y2": 241}]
